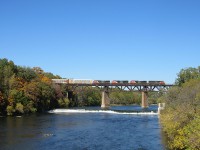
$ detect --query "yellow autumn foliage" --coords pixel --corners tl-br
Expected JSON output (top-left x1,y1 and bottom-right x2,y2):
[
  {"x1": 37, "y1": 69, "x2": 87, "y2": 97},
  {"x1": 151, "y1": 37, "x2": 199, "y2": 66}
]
[
  {"x1": 160, "y1": 79, "x2": 200, "y2": 149},
  {"x1": 41, "y1": 75, "x2": 52, "y2": 84}
]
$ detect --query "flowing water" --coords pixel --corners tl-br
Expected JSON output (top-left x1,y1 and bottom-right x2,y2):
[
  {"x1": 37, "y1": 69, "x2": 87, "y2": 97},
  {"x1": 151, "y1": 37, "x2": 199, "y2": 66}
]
[{"x1": 0, "y1": 105, "x2": 167, "y2": 150}]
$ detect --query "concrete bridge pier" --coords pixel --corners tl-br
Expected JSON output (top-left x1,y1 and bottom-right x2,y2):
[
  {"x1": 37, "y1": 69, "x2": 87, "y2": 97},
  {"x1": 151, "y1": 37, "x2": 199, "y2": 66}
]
[
  {"x1": 141, "y1": 91, "x2": 148, "y2": 108},
  {"x1": 101, "y1": 87, "x2": 110, "y2": 108},
  {"x1": 158, "y1": 103, "x2": 165, "y2": 114},
  {"x1": 68, "y1": 91, "x2": 73, "y2": 100}
]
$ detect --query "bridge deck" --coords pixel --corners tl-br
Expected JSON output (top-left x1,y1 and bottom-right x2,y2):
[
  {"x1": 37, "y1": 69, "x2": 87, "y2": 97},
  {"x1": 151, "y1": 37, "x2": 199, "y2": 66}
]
[
  {"x1": 65, "y1": 83, "x2": 174, "y2": 86},
  {"x1": 62, "y1": 83, "x2": 174, "y2": 92}
]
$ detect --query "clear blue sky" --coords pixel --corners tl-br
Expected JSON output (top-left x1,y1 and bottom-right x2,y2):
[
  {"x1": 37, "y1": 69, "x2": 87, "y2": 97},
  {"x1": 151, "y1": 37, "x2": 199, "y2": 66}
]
[{"x1": 1, "y1": 0, "x2": 200, "y2": 84}]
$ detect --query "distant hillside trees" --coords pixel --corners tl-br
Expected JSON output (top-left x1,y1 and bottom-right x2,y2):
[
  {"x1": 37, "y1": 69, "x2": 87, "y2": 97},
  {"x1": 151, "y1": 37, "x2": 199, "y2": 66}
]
[
  {"x1": 76, "y1": 88, "x2": 101, "y2": 106},
  {"x1": 110, "y1": 90, "x2": 141, "y2": 105}
]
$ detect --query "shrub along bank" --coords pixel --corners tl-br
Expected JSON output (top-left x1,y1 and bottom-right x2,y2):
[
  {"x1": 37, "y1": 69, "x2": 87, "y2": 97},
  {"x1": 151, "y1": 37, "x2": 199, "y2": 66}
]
[{"x1": 160, "y1": 66, "x2": 200, "y2": 149}]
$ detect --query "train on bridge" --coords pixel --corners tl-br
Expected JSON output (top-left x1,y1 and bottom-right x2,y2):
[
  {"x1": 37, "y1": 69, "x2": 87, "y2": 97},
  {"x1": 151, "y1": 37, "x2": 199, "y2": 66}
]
[{"x1": 52, "y1": 79, "x2": 165, "y2": 85}]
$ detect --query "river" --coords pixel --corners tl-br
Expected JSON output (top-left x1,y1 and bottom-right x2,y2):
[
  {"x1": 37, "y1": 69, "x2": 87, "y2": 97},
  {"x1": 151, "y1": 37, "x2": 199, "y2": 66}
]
[{"x1": 0, "y1": 105, "x2": 167, "y2": 150}]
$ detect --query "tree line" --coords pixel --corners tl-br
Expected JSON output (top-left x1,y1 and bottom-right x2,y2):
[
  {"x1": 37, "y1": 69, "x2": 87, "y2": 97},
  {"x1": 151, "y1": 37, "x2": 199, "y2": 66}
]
[
  {"x1": 0, "y1": 58, "x2": 73, "y2": 115},
  {"x1": 160, "y1": 66, "x2": 200, "y2": 149}
]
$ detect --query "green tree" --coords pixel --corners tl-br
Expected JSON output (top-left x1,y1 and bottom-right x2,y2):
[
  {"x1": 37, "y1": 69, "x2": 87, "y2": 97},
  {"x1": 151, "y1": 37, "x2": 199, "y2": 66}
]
[
  {"x1": 24, "y1": 81, "x2": 40, "y2": 103},
  {"x1": 16, "y1": 66, "x2": 37, "y2": 82},
  {"x1": 8, "y1": 89, "x2": 27, "y2": 104},
  {"x1": 58, "y1": 98, "x2": 70, "y2": 108},
  {"x1": 175, "y1": 67, "x2": 200, "y2": 86},
  {"x1": 110, "y1": 90, "x2": 141, "y2": 105},
  {"x1": 24, "y1": 101, "x2": 37, "y2": 113},
  {"x1": 37, "y1": 82, "x2": 55, "y2": 111},
  {"x1": 43, "y1": 72, "x2": 61, "y2": 79},
  {"x1": 0, "y1": 59, "x2": 16, "y2": 99}
]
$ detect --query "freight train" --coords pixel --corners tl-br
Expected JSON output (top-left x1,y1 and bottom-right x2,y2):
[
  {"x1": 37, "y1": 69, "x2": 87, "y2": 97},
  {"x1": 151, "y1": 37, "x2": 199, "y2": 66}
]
[{"x1": 52, "y1": 79, "x2": 165, "y2": 85}]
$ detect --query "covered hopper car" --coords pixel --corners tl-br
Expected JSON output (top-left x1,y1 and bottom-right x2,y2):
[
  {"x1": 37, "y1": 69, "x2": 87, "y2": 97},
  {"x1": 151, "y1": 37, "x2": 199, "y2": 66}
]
[{"x1": 69, "y1": 79, "x2": 93, "y2": 84}]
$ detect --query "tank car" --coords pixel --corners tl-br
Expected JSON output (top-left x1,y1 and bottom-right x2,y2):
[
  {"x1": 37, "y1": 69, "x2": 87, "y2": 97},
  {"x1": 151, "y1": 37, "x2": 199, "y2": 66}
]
[{"x1": 129, "y1": 80, "x2": 138, "y2": 84}]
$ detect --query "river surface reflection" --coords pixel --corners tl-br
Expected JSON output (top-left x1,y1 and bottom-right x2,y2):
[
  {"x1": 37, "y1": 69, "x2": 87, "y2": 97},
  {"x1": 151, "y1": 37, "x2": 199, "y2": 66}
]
[{"x1": 0, "y1": 105, "x2": 166, "y2": 150}]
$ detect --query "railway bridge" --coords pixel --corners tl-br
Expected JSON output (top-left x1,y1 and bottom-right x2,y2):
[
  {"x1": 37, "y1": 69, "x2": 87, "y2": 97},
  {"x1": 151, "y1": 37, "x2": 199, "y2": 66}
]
[{"x1": 52, "y1": 79, "x2": 174, "y2": 108}]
